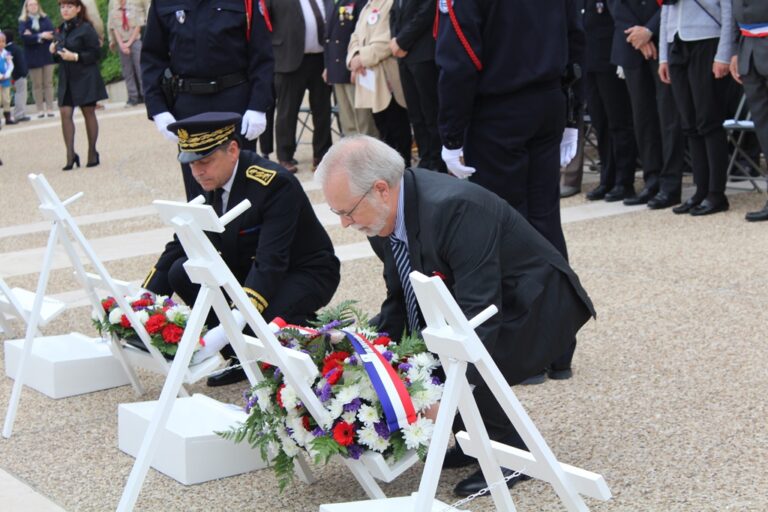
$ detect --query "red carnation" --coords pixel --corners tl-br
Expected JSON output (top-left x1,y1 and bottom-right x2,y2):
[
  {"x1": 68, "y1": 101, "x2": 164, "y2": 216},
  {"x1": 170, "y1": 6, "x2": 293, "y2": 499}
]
[
  {"x1": 332, "y1": 421, "x2": 355, "y2": 446},
  {"x1": 373, "y1": 335, "x2": 391, "y2": 346},
  {"x1": 161, "y1": 323, "x2": 184, "y2": 344},
  {"x1": 260, "y1": 362, "x2": 272, "y2": 371},
  {"x1": 323, "y1": 351, "x2": 350, "y2": 365},
  {"x1": 145, "y1": 314, "x2": 167, "y2": 334},
  {"x1": 302, "y1": 415, "x2": 311, "y2": 431},
  {"x1": 199, "y1": 337, "x2": 205, "y2": 347},
  {"x1": 131, "y1": 298, "x2": 152, "y2": 309},
  {"x1": 326, "y1": 366, "x2": 343, "y2": 385},
  {"x1": 101, "y1": 297, "x2": 116, "y2": 312},
  {"x1": 120, "y1": 315, "x2": 131, "y2": 328},
  {"x1": 276, "y1": 384, "x2": 286, "y2": 408}
]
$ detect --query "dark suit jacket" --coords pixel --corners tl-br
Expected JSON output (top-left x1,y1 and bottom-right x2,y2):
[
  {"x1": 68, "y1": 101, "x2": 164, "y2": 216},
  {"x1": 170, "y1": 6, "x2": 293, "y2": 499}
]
[
  {"x1": 145, "y1": 150, "x2": 340, "y2": 315},
  {"x1": 733, "y1": 0, "x2": 768, "y2": 76},
  {"x1": 579, "y1": 0, "x2": 617, "y2": 73},
  {"x1": 324, "y1": 0, "x2": 361, "y2": 83},
  {"x1": 606, "y1": 0, "x2": 660, "y2": 69},
  {"x1": 370, "y1": 168, "x2": 596, "y2": 385},
  {"x1": 389, "y1": 0, "x2": 436, "y2": 64},
  {"x1": 267, "y1": 0, "x2": 309, "y2": 74}
]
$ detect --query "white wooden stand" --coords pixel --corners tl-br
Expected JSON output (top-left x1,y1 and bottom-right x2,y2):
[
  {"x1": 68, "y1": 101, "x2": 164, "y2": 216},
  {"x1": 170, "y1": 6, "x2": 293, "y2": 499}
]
[
  {"x1": 118, "y1": 393, "x2": 267, "y2": 485},
  {"x1": 0, "y1": 278, "x2": 65, "y2": 336},
  {"x1": 320, "y1": 272, "x2": 612, "y2": 511}
]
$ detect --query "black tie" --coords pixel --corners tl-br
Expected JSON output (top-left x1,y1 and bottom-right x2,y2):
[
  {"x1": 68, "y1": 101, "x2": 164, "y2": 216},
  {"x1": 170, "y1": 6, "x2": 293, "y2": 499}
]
[
  {"x1": 389, "y1": 235, "x2": 421, "y2": 334},
  {"x1": 212, "y1": 188, "x2": 225, "y2": 216},
  {"x1": 308, "y1": 0, "x2": 325, "y2": 47}
]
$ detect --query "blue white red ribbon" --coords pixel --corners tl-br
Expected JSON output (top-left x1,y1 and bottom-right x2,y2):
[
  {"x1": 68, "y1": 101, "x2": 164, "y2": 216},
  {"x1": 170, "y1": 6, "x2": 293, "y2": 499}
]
[
  {"x1": 740, "y1": 23, "x2": 768, "y2": 38},
  {"x1": 344, "y1": 331, "x2": 417, "y2": 432}
]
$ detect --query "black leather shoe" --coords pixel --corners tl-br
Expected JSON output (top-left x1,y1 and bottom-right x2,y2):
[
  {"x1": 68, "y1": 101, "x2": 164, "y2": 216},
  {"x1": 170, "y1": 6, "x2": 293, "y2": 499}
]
[
  {"x1": 585, "y1": 184, "x2": 608, "y2": 201},
  {"x1": 454, "y1": 467, "x2": 532, "y2": 497},
  {"x1": 690, "y1": 198, "x2": 729, "y2": 216},
  {"x1": 443, "y1": 446, "x2": 476, "y2": 469},
  {"x1": 520, "y1": 370, "x2": 547, "y2": 385},
  {"x1": 745, "y1": 202, "x2": 768, "y2": 222},
  {"x1": 647, "y1": 191, "x2": 681, "y2": 210},
  {"x1": 604, "y1": 185, "x2": 635, "y2": 202},
  {"x1": 623, "y1": 186, "x2": 658, "y2": 205},
  {"x1": 547, "y1": 366, "x2": 573, "y2": 380},
  {"x1": 672, "y1": 198, "x2": 701, "y2": 214},
  {"x1": 206, "y1": 361, "x2": 247, "y2": 387}
]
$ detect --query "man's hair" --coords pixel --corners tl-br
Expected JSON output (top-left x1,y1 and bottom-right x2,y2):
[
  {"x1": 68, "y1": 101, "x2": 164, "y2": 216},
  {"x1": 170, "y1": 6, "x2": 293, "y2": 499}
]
[{"x1": 315, "y1": 135, "x2": 405, "y2": 195}]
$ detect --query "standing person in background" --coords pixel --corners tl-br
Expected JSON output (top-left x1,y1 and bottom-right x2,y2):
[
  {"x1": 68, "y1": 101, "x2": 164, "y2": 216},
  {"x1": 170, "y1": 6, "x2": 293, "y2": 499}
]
[
  {"x1": 658, "y1": 0, "x2": 733, "y2": 216},
  {"x1": 730, "y1": 0, "x2": 768, "y2": 222},
  {"x1": 50, "y1": 0, "x2": 108, "y2": 170},
  {"x1": 0, "y1": 32, "x2": 14, "y2": 127},
  {"x1": 323, "y1": 0, "x2": 378, "y2": 138},
  {"x1": 389, "y1": 0, "x2": 444, "y2": 171},
  {"x1": 6, "y1": 31, "x2": 31, "y2": 123},
  {"x1": 19, "y1": 0, "x2": 55, "y2": 118},
  {"x1": 108, "y1": 0, "x2": 147, "y2": 107},
  {"x1": 141, "y1": 0, "x2": 273, "y2": 198}
]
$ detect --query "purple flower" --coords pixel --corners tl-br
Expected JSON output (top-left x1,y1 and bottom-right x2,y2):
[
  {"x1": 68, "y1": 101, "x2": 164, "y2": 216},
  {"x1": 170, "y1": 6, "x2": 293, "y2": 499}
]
[
  {"x1": 273, "y1": 367, "x2": 282, "y2": 380},
  {"x1": 315, "y1": 381, "x2": 332, "y2": 402},
  {"x1": 398, "y1": 362, "x2": 412, "y2": 372},
  {"x1": 318, "y1": 319, "x2": 342, "y2": 334},
  {"x1": 243, "y1": 391, "x2": 258, "y2": 413},
  {"x1": 382, "y1": 350, "x2": 394, "y2": 362},
  {"x1": 347, "y1": 354, "x2": 358, "y2": 366},
  {"x1": 311, "y1": 426, "x2": 327, "y2": 437},
  {"x1": 343, "y1": 398, "x2": 362, "y2": 413},
  {"x1": 163, "y1": 298, "x2": 176, "y2": 307},
  {"x1": 374, "y1": 421, "x2": 390, "y2": 440},
  {"x1": 346, "y1": 443, "x2": 363, "y2": 460},
  {"x1": 431, "y1": 376, "x2": 442, "y2": 386}
]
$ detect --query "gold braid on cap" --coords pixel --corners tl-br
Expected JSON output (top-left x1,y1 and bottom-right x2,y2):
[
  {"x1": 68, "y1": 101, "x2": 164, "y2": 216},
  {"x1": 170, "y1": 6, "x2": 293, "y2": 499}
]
[{"x1": 178, "y1": 124, "x2": 237, "y2": 153}]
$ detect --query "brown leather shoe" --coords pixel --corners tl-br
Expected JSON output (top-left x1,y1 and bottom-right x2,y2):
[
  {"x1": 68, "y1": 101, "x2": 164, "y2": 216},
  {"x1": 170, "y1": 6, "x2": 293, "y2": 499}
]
[{"x1": 279, "y1": 160, "x2": 298, "y2": 173}]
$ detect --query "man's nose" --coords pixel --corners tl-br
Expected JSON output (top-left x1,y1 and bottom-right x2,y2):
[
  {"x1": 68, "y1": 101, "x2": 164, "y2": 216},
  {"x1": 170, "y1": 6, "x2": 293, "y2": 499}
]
[{"x1": 340, "y1": 216, "x2": 353, "y2": 228}]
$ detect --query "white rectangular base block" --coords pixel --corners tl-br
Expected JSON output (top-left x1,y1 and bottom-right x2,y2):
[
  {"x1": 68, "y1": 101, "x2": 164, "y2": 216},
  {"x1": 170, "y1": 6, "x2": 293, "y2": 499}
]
[
  {"x1": 4, "y1": 332, "x2": 131, "y2": 398},
  {"x1": 319, "y1": 495, "x2": 468, "y2": 512},
  {"x1": 118, "y1": 394, "x2": 267, "y2": 485}
]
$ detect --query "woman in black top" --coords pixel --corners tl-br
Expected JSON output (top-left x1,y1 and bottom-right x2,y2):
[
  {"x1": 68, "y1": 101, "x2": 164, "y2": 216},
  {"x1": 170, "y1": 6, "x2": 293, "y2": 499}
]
[{"x1": 49, "y1": 0, "x2": 107, "y2": 170}]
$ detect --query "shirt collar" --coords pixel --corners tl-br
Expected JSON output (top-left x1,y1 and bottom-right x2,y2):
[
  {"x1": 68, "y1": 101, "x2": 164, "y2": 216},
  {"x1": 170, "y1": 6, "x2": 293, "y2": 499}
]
[{"x1": 392, "y1": 177, "x2": 407, "y2": 243}]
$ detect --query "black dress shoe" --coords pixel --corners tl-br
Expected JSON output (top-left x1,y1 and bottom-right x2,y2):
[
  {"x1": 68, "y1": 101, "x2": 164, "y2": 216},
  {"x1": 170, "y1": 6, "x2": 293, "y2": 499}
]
[
  {"x1": 672, "y1": 198, "x2": 702, "y2": 214},
  {"x1": 520, "y1": 370, "x2": 547, "y2": 385},
  {"x1": 547, "y1": 365, "x2": 573, "y2": 380},
  {"x1": 604, "y1": 185, "x2": 635, "y2": 202},
  {"x1": 647, "y1": 191, "x2": 681, "y2": 210},
  {"x1": 623, "y1": 186, "x2": 658, "y2": 205},
  {"x1": 745, "y1": 202, "x2": 768, "y2": 222},
  {"x1": 690, "y1": 198, "x2": 729, "y2": 216},
  {"x1": 585, "y1": 184, "x2": 608, "y2": 201},
  {"x1": 443, "y1": 445, "x2": 476, "y2": 469},
  {"x1": 454, "y1": 467, "x2": 532, "y2": 497},
  {"x1": 206, "y1": 360, "x2": 247, "y2": 387}
]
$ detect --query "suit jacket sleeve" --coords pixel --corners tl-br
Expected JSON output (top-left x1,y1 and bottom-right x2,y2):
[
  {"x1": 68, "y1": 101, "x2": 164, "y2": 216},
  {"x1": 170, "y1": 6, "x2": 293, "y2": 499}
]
[
  {"x1": 247, "y1": 0, "x2": 275, "y2": 112},
  {"x1": 368, "y1": 236, "x2": 408, "y2": 339},
  {"x1": 393, "y1": 0, "x2": 436, "y2": 52},
  {"x1": 645, "y1": 8, "x2": 660, "y2": 36},
  {"x1": 140, "y1": 0, "x2": 171, "y2": 117}
]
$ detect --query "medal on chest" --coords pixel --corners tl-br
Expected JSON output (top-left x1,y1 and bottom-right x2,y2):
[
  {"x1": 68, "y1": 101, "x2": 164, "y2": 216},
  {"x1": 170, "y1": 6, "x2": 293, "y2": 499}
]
[
  {"x1": 175, "y1": 9, "x2": 186, "y2": 23},
  {"x1": 596, "y1": 1, "x2": 604, "y2": 13},
  {"x1": 367, "y1": 8, "x2": 379, "y2": 25}
]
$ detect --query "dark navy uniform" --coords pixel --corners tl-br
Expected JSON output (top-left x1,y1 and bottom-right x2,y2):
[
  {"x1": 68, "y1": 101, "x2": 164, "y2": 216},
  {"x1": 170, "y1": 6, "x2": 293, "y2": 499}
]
[
  {"x1": 323, "y1": 0, "x2": 361, "y2": 84},
  {"x1": 141, "y1": 0, "x2": 274, "y2": 198},
  {"x1": 435, "y1": 0, "x2": 584, "y2": 260},
  {"x1": 143, "y1": 114, "x2": 340, "y2": 326}
]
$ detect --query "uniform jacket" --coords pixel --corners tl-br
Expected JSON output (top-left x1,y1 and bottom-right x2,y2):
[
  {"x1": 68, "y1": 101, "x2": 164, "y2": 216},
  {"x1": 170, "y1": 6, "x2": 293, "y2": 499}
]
[
  {"x1": 434, "y1": 0, "x2": 582, "y2": 147},
  {"x1": 7, "y1": 42, "x2": 28, "y2": 79},
  {"x1": 52, "y1": 20, "x2": 108, "y2": 105},
  {"x1": 18, "y1": 16, "x2": 55, "y2": 69},
  {"x1": 370, "y1": 168, "x2": 595, "y2": 385},
  {"x1": 606, "y1": 0, "x2": 660, "y2": 68},
  {"x1": 659, "y1": 0, "x2": 734, "y2": 64},
  {"x1": 266, "y1": 0, "x2": 313, "y2": 74},
  {"x1": 389, "y1": 0, "x2": 436, "y2": 64},
  {"x1": 141, "y1": 0, "x2": 274, "y2": 117},
  {"x1": 324, "y1": 0, "x2": 361, "y2": 84},
  {"x1": 347, "y1": 0, "x2": 406, "y2": 113},
  {"x1": 732, "y1": 0, "x2": 768, "y2": 76},
  {"x1": 579, "y1": 0, "x2": 618, "y2": 73},
  {"x1": 146, "y1": 150, "x2": 340, "y2": 315}
]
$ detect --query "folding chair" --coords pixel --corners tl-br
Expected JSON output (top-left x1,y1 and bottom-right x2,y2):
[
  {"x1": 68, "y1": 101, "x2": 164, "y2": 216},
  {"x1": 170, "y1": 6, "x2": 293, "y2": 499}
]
[
  {"x1": 725, "y1": 94, "x2": 767, "y2": 192},
  {"x1": 582, "y1": 113, "x2": 600, "y2": 172},
  {"x1": 296, "y1": 91, "x2": 343, "y2": 145}
]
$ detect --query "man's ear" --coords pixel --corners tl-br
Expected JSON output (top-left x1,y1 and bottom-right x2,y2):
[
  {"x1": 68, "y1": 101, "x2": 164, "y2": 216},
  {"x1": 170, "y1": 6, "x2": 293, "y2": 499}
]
[{"x1": 373, "y1": 179, "x2": 390, "y2": 199}]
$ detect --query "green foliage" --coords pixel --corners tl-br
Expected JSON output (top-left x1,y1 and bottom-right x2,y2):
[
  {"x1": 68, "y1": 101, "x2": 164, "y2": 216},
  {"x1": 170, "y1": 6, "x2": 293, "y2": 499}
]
[
  {"x1": 389, "y1": 331, "x2": 428, "y2": 360},
  {"x1": 99, "y1": 50, "x2": 122, "y2": 84},
  {"x1": 312, "y1": 300, "x2": 361, "y2": 328},
  {"x1": 388, "y1": 432, "x2": 407, "y2": 463},
  {"x1": 310, "y1": 435, "x2": 347, "y2": 466},
  {"x1": 272, "y1": 449, "x2": 295, "y2": 492}
]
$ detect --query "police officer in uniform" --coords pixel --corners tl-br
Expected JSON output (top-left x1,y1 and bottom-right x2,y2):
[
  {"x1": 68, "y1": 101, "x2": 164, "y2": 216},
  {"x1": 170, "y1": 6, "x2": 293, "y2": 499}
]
[
  {"x1": 143, "y1": 112, "x2": 341, "y2": 386},
  {"x1": 141, "y1": 0, "x2": 274, "y2": 200}
]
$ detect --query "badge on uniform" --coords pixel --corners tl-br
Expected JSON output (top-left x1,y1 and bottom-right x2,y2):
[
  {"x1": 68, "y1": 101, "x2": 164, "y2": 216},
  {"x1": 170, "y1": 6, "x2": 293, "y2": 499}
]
[
  {"x1": 175, "y1": 9, "x2": 186, "y2": 23},
  {"x1": 596, "y1": 1, "x2": 604, "y2": 13},
  {"x1": 246, "y1": 165, "x2": 277, "y2": 186},
  {"x1": 367, "y1": 8, "x2": 379, "y2": 25},
  {"x1": 438, "y1": 0, "x2": 452, "y2": 14}
]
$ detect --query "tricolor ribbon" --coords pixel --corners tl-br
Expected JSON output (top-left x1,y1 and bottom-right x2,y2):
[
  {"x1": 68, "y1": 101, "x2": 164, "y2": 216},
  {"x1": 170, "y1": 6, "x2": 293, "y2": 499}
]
[
  {"x1": 270, "y1": 317, "x2": 320, "y2": 338},
  {"x1": 344, "y1": 331, "x2": 417, "y2": 432},
  {"x1": 740, "y1": 23, "x2": 768, "y2": 38}
]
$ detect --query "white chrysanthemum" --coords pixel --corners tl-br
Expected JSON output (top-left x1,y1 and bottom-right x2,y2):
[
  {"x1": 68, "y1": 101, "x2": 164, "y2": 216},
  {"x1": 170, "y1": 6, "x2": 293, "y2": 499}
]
[
  {"x1": 108, "y1": 307, "x2": 124, "y2": 325},
  {"x1": 286, "y1": 417, "x2": 311, "y2": 446},
  {"x1": 409, "y1": 352, "x2": 439, "y2": 372},
  {"x1": 155, "y1": 295, "x2": 169, "y2": 305},
  {"x1": 357, "y1": 381, "x2": 378, "y2": 402},
  {"x1": 341, "y1": 410, "x2": 357, "y2": 424},
  {"x1": 277, "y1": 430, "x2": 299, "y2": 457},
  {"x1": 357, "y1": 425, "x2": 390, "y2": 452},
  {"x1": 165, "y1": 304, "x2": 190, "y2": 323},
  {"x1": 402, "y1": 417, "x2": 434, "y2": 449},
  {"x1": 280, "y1": 384, "x2": 300, "y2": 410},
  {"x1": 335, "y1": 384, "x2": 361, "y2": 405},
  {"x1": 357, "y1": 404, "x2": 380, "y2": 426},
  {"x1": 255, "y1": 387, "x2": 273, "y2": 412},
  {"x1": 135, "y1": 310, "x2": 149, "y2": 325},
  {"x1": 411, "y1": 382, "x2": 444, "y2": 411},
  {"x1": 91, "y1": 309, "x2": 104, "y2": 322},
  {"x1": 327, "y1": 399, "x2": 344, "y2": 420}
]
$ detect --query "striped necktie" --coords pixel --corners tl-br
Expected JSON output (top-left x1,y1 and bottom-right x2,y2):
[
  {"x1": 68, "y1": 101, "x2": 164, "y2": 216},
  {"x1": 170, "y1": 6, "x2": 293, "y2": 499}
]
[{"x1": 389, "y1": 235, "x2": 420, "y2": 334}]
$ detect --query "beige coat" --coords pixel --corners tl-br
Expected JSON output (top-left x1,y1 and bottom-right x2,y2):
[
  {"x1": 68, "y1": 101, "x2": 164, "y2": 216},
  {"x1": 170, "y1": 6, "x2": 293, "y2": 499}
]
[{"x1": 346, "y1": 0, "x2": 406, "y2": 114}]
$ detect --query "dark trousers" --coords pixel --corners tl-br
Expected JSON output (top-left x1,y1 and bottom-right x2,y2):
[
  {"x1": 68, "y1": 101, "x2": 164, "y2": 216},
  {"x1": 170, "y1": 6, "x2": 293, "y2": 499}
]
[
  {"x1": 668, "y1": 37, "x2": 729, "y2": 200},
  {"x1": 465, "y1": 85, "x2": 568, "y2": 259},
  {"x1": 372, "y1": 97, "x2": 412, "y2": 167},
  {"x1": 742, "y1": 54, "x2": 768, "y2": 157},
  {"x1": 398, "y1": 58, "x2": 445, "y2": 171},
  {"x1": 259, "y1": 83, "x2": 276, "y2": 157},
  {"x1": 624, "y1": 57, "x2": 685, "y2": 195},
  {"x1": 274, "y1": 53, "x2": 332, "y2": 163},
  {"x1": 587, "y1": 69, "x2": 637, "y2": 188}
]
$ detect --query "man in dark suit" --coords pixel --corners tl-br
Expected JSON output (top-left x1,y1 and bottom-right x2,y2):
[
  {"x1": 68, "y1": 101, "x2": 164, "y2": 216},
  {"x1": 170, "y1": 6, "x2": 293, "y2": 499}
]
[
  {"x1": 731, "y1": 0, "x2": 768, "y2": 221},
  {"x1": 389, "y1": 0, "x2": 444, "y2": 172},
  {"x1": 143, "y1": 112, "x2": 341, "y2": 385},
  {"x1": 266, "y1": 0, "x2": 332, "y2": 173},
  {"x1": 316, "y1": 135, "x2": 595, "y2": 497},
  {"x1": 607, "y1": 0, "x2": 685, "y2": 208}
]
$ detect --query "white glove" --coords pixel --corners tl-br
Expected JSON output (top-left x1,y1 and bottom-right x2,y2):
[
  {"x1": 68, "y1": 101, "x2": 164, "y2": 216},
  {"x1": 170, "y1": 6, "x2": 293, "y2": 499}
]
[
  {"x1": 559, "y1": 128, "x2": 579, "y2": 167},
  {"x1": 616, "y1": 65, "x2": 625, "y2": 80},
  {"x1": 241, "y1": 110, "x2": 267, "y2": 141},
  {"x1": 190, "y1": 309, "x2": 246, "y2": 365},
  {"x1": 153, "y1": 111, "x2": 178, "y2": 142},
  {"x1": 441, "y1": 146, "x2": 476, "y2": 180}
]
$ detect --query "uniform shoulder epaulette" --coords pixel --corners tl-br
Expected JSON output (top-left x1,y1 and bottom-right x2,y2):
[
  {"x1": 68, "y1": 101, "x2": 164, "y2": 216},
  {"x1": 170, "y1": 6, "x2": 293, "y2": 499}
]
[{"x1": 245, "y1": 165, "x2": 277, "y2": 186}]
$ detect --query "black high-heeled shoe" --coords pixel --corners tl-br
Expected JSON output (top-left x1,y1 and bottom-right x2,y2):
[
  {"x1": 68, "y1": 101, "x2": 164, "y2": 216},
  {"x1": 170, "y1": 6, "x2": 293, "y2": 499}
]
[
  {"x1": 86, "y1": 152, "x2": 100, "y2": 168},
  {"x1": 62, "y1": 153, "x2": 80, "y2": 171}
]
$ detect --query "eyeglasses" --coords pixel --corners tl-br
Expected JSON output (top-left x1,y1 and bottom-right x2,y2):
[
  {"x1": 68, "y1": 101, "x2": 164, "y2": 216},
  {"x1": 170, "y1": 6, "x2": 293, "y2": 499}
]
[{"x1": 329, "y1": 184, "x2": 374, "y2": 219}]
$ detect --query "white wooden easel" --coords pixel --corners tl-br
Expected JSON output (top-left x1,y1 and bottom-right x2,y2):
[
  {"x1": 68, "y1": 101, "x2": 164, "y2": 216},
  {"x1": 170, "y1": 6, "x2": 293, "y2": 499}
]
[
  {"x1": 0, "y1": 276, "x2": 66, "y2": 337},
  {"x1": 321, "y1": 271, "x2": 611, "y2": 511},
  {"x1": 117, "y1": 196, "x2": 414, "y2": 511}
]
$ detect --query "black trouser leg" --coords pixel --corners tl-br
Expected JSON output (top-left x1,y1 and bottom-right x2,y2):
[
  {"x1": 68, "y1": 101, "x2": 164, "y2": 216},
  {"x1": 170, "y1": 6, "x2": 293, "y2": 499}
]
[
  {"x1": 594, "y1": 70, "x2": 637, "y2": 187},
  {"x1": 305, "y1": 54, "x2": 333, "y2": 161},
  {"x1": 741, "y1": 57, "x2": 768, "y2": 156},
  {"x1": 372, "y1": 98, "x2": 412, "y2": 166},
  {"x1": 652, "y1": 59, "x2": 685, "y2": 195},
  {"x1": 587, "y1": 71, "x2": 616, "y2": 187},
  {"x1": 274, "y1": 65, "x2": 308, "y2": 162},
  {"x1": 400, "y1": 59, "x2": 444, "y2": 171},
  {"x1": 624, "y1": 63, "x2": 662, "y2": 190}
]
